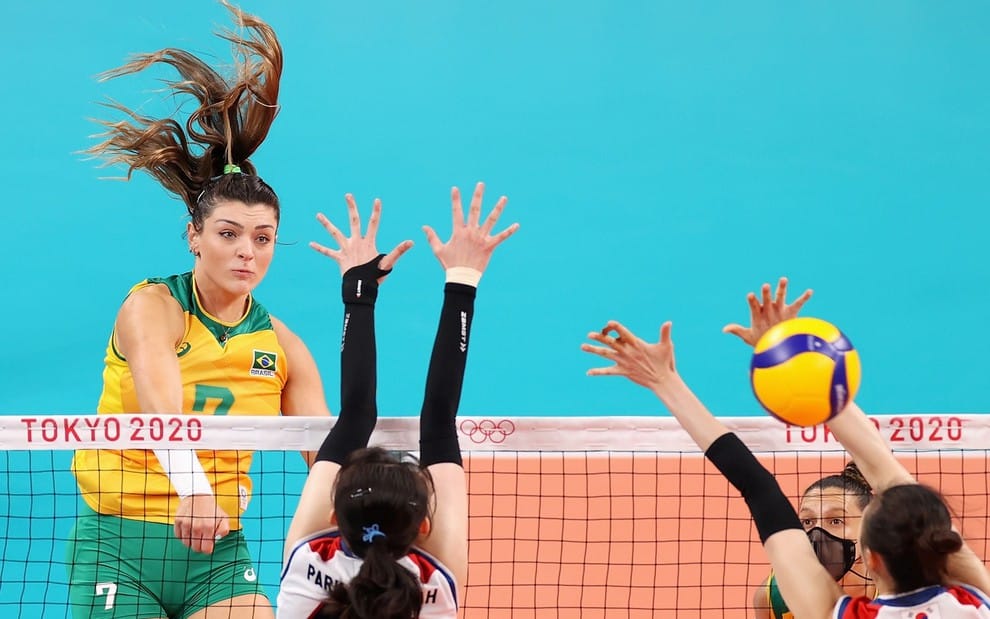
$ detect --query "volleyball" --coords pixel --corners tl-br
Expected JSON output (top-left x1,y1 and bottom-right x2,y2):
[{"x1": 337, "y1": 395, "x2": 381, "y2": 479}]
[{"x1": 750, "y1": 317, "x2": 860, "y2": 427}]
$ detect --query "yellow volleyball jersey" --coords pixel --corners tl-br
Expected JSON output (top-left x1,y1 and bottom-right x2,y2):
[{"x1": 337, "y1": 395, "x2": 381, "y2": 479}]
[{"x1": 71, "y1": 272, "x2": 287, "y2": 529}]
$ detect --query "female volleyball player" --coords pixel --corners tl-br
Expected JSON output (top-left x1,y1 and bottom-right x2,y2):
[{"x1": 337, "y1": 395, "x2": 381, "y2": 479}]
[
  {"x1": 582, "y1": 309, "x2": 990, "y2": 617},
  {"x1": 67, "y1": 5, "x2": 411, "y2": 618},
  {"x1": 753, "y1": 463, "x2": 874, "y2": 619},
  {"x1": 277, "y1": 184, "x2": 517, "y2": 618},
  {"x1": 720, "y1": 279, "x2": 877, "y2": 618}
]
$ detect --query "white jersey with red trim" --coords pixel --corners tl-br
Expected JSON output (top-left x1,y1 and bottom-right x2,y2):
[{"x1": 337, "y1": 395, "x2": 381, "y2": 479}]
[
  {"x1": 277, "y1": 529, "x2": 458, "y2": 619},
  {"x1": 834, "y1": 585, "x2": 990, "y2": 618}
]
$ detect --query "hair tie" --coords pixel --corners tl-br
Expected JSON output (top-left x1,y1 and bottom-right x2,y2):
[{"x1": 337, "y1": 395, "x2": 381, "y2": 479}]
[
  {"x1": 361, "y1": 524, "x2": 386, "y2": 543},
  {"x1": 223, "y1": 163, "x2": 242, "y2": 175}
]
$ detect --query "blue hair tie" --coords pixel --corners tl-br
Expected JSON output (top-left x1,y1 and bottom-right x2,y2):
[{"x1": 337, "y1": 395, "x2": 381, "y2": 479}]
[{"x1": 361, "y1": 524, "x2": 386, "y2": 543}]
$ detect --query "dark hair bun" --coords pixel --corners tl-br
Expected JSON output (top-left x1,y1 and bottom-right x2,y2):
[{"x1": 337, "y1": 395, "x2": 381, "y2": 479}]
[
  {"x1": 841, "y1": 462, "x2": 872, "y2": 493},
  {"x1": 920, "y1": 528, "x2": 963, "y2": 556}
]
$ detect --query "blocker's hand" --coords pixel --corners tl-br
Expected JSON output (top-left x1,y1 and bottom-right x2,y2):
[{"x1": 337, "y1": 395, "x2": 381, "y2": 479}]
[
  {"x1": 311, "y1": 194, "x2": 414, "y2": 281},
  {"x1": 582, "y1": 320, "x2": 678, "y2": 393},
  {"x1": 723, "y1": 277, "x2": 813, "y2": 346}
]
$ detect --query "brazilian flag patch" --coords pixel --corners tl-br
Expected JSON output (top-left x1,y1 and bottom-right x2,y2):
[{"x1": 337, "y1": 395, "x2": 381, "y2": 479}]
[{"x1": 251, "y1": 350, "x2": 278, "y2": 377}]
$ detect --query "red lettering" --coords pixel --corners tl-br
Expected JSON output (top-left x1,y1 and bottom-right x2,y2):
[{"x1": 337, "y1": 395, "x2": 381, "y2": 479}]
[
  {"x1": 947, "y1": 417, "x2": 963, "y2": 441},
  {"x1": 41, "y1": 419, "x2": 58, "y2": 442},
  {"x1": 168, "y1": 418, "x2": 184, "y2": 442},
  {"x1": 20, "y1": 418, "x2": 38, "y2": 443},
  {"x1": 187, "y1": 418, "x2": 202, "y2": 442},
  {"x1": 63, "y1": 418, "x2": 81, "y2": 442},
  {"x1": 129, "y1": 417, "x2": 145, "y2": 441},
  {"x1": 908, "y1": 416, "x2": 924, "y2": 442},
  {"x1": 149, "y1": 417, "x2": 164, "y2": 441},
  {"x1": 928, "y1": 417, "x2": 944, "y2": 442},
  {"x1": 105, "y1": 417, "x2": 120, "y2": 441},
  {"x1": 889, "y1": 418, "x2": 905, "y2": 442},
  {"x1": 821, "y1": 425, "x2": 834, "y2": 443},
  {"x1": 84, "y1": 417, "x2": 101, "y2": 441}
]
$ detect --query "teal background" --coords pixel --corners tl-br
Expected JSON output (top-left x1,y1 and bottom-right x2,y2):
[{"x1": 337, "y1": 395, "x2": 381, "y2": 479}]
[
  {"x1": 1, "y1": 1, "x2": 989, "y2": 615},
  {"x1": 3, "y1": 1, "x2": 989, "y2": 417}
]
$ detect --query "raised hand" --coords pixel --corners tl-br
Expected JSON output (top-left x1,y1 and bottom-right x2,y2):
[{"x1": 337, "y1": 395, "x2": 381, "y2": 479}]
[
  {"x1": 582, "y1": 320, "x2": 677, "y2": 392},
  {"x1": 722, "y1": 277, "x2": 813, "y2": 346},
  {"x1": 310, "y1": 194, "x2": 414, "y2": 278},
  {"x1": 422, "y1": 182, "x2": 519, "y2": 273}
]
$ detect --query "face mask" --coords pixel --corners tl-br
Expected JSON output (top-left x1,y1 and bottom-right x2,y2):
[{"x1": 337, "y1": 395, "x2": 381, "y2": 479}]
[{"x1": 807, "y1": 526, "x2": 857, "y2": 580}]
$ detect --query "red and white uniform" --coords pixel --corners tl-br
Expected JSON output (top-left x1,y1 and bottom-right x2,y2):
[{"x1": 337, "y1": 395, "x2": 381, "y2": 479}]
[
  {"x1": 835, "y1": 585, "x2": 990, "y2": 618},
  {"x1": 277, "y1": 529, "x2": 458, "y2": 619}
]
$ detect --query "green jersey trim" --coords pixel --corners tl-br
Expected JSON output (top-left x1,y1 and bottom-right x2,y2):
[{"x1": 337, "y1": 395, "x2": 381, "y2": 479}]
[{"x1": 147, "y1": 272, "x2": 272, "y2": 345}]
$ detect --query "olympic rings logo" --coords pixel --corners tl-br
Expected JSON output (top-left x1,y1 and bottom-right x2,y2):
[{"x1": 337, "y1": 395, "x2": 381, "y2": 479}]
[{"x1": 459, "y1": 419, "x2": 516, "y2": 444}]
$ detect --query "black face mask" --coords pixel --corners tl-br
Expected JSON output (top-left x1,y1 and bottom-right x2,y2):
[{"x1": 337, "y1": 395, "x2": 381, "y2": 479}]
[{"x1": 807, "y1": 527, "x2": 857, "y2": 580}]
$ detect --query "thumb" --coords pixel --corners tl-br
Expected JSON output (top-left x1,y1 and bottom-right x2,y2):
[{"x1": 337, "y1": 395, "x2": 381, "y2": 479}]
[
  {"x1": 216, "y1": 514, "x2": 231, "y2": 538},
  {"x1": 722, "y1": 323, "x2": 746, "y2": 336},
  {"x1": 380, "y1": 240, "x2": 414, "y2": 272}
]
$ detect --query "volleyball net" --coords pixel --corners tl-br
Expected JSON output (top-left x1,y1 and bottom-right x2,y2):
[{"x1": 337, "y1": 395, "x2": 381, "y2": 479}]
[{"x1": 1, "y1": 413, "x2": 987, "y2": 618}]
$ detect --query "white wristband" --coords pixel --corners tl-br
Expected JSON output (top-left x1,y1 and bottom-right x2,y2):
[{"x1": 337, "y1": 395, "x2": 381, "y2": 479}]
[
  {"x1": 446, "y1": 267, "x2": 482, "y2": 287},
  {"x1": 154, "y1": 449, "x2": 214, "y2": 498}
]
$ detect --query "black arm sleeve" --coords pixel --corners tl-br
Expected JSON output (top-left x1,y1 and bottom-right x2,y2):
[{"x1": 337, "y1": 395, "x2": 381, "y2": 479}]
[
  {"x1": 418, "y1": 283, "x2": 477, "y2": 467},
  {"x1": 704, "y1": 432, "x2": 804, "y2": 544},
  {"x1": 316, "y1": 256, "x2": 389, "y2": 465}
]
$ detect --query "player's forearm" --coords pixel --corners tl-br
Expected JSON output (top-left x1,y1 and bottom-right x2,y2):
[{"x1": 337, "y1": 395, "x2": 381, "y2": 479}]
[
  {"x1": 826, "y1": 402, "x2": 914, "y2": 491},
  {"x1": 316, "y1": 258, "x2": 381, "y2": 464},
  {"x1": 705, "y1": 432, "x2": 803, "y2": 544},
  {"x1": 419, "y1": 277, "x2": 477, "y2": 467},
  {"x1": 651, "y1": 374, "x2": 730, "y2": 451},
  {"x1": 132, "y1": 352, "x2": 214, "y2": 496},
  {"x1": 154, "y1": 449, "x2": 214, "y2": 497}
]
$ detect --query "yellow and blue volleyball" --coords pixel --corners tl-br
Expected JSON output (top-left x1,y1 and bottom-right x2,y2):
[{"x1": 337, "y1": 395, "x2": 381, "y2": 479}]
[{"x1": 750, "y1": 317, "x2": 861, "y2": 427}]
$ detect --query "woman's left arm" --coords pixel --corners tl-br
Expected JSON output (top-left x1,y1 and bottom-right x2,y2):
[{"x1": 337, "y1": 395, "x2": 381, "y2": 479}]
[{"x1": 272, "y1": 318, "x2": 331, "y2": 465}]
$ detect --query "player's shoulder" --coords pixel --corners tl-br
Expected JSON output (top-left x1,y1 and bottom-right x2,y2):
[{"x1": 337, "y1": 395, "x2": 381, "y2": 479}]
[
  {"x1": 944, "y1": 584, "x2": 990, "y2": 610},
  {"x1": 286, "y1": 528, "x2": 343, "y2": 560},
  {"x1": 116, "y1": 278, "x2": 186, "y2": 334},
  {"x1": 405, "y1": 545, "x2": 458, "y2": 594},
  {"x1": 281, "y1": 529, "x2": 345, "y2": 578}
]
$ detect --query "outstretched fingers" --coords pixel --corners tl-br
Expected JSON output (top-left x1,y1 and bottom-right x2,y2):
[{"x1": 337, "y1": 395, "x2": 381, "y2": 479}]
[
  {"x1": 345, "y1": 194, "x2": 363, "y2": 237},
  {"x1": 422, "y1": 225, "x2": 444, "y2": 254},
  {"x1": 309, "y1": 241, "x2": 341, "y2": 261},
  {"x1": 790, "y1": 287, "x2": 814, "y2": 312},
  {"x1": 365, "y1": 198, "x2": 382, "y2": 240},
  {"x1": 659, "y1": 321, "x2": 673, "y2": 346},
  {"x1": 450, "y1": 186, "x2": 465, "y2": 228},
  {"x1": 480, "y1": 195, "x2": 508, "y2": 236},
  {"x1": 774, "y1": 277, "x2": 790, "y2": 309},
  {"x1": 379, "y1": 239, "x2": 415, "y2": 272},
  {"x1": 315, "y1": 212, "x2": 347, "y2": 248},
  {"x1": 467, "y1": 181, "x2": 485, "y2": 227},
  {"x1": 490, "y1": 222, "x2": 520, "y2": 247}
]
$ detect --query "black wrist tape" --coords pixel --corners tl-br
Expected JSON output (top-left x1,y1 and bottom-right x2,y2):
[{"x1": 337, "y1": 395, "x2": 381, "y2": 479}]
[
  {"x1": 704, "y1": 432, "x2": 803, "y2": 543},
  {"x1": 341, "y1": 254, "x2": 391, "y2": 305}
]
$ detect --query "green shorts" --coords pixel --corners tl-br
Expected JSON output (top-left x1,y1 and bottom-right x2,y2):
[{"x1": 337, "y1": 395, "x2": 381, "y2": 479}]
[{"x1": 65, "y1": 504, "x2": 267, "y2": 619}]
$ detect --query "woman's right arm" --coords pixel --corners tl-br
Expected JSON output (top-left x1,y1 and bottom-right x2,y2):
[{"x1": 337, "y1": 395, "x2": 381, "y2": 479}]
[
  {"x1": 114, "y1": 284, "x2": 231, "y2": 554},
  {"x1": 583, "y1": 320, "x2": 842, "y2": 619},
  {"x1": 283, "y1": 195, "x2": 412, "y2": 560},
  {"x1": 828, "y1": 402, "x2": 990, "y2": 593},
  {"x1": 726, "y1": 278, "x2": 990, "y2": 596}
]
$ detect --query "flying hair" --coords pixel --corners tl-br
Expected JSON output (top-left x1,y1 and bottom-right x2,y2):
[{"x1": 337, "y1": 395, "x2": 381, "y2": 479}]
[{"x1": 84, "y1": 0, "x2": 282, "y2": 216}]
